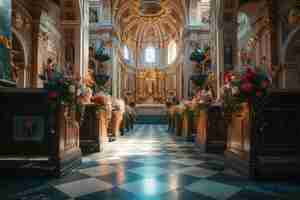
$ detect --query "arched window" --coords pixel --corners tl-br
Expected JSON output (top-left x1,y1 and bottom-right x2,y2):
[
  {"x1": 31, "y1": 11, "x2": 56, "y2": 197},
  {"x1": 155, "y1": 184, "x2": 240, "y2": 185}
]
[
  {"x1": 190, "y1": 0, "x2": 210, "y2": 27},
  {"x1": 145, "y1": 46, "x2": 156, "y2": 63},
  {"x1": 168, "y1": 40, "x2": 177, "y2": 64},
  {"x1": 123, "y1": 45, "x2": 130, "y2": 60}
]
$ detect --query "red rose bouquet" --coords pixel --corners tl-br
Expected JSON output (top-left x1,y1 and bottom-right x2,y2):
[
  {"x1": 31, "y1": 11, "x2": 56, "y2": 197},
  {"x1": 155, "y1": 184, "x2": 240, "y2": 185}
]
[
  {"x1": 232, "y1": 67, "x2": 270, "y2": 102},
  {"x1": 223, "y1": 67, "x2": 270, "y2": 117},
  {"x1": 91, "y1": 95, "x2": 106, "y2": 105},
  {"x1": 40, "y1": 67, "x2": 79, "y2": 113}
]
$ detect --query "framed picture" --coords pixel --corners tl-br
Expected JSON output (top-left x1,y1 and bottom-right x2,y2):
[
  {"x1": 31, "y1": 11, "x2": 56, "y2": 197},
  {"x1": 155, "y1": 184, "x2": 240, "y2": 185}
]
[{"x1": 13, "y1": 116, "x2": 45, "y2": 142}]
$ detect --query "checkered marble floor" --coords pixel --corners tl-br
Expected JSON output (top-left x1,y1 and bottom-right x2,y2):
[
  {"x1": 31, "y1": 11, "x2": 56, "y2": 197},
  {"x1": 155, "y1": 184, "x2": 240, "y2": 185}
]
[{"x1": 2, "y1": 125, "x2": 300, "y2": 200}]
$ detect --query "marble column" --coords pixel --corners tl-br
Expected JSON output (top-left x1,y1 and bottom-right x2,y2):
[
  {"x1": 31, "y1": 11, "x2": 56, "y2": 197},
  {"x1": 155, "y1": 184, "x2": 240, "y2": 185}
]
[
  {"x1": 182, "y1": 37, "x2": 193, "y2": 99},
  {"x1": 112, "y1": 38, "x2": 119, "y2": 97},
  {"x1": 61, "y1": 22, "x2": 85, "y2": 78},
  {"x1": 214, "y1": 0, "x2": 238, "y2": 99},
  {"x1": 215, "y1": 0, "x2": 224, "y2": 100},
  {"x1": 30, "y1": 19, "x2": 41, "y2": 88},
  {"x1": 266, "y1": 0, "x2": 280, "y2": 88},
  {"x1": 83, "y1": 0, "x2": 90, "y2": 78}
]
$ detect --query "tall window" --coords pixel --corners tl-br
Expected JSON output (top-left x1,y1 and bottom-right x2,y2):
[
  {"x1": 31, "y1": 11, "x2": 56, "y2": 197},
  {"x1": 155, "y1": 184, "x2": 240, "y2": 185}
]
[
  {"x1": 168, "y1": 40, "x2": 177, "y2": 64},
  {"x1": 190, "y1": 0, "x2": 210, "y2": 27},
  {"x1": 145, "y1": 46, "x2": 156, "y2": 63},
  {"x1": 123, "y1": 45, "x2": 130, "y2": 60}
]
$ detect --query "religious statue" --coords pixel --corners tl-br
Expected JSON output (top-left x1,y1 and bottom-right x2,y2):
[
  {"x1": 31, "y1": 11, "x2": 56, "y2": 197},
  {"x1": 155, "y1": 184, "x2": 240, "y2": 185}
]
[
  {"x1": 89, "y1": 8, "x2": 98, "y2": 23},
  {"x1": 40, "y1": 58, "x2": 55, "y2": 82}
]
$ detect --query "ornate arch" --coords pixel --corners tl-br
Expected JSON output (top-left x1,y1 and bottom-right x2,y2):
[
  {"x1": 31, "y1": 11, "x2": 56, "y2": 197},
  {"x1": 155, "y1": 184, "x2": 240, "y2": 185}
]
[
  {"x1": 282, "y1": 25, "x2": 300, "y2": 63},
  {"x1": 11, "y1": 1, "x2": 33, "y2": 68},
  {"x1": 280, "y1": 25, "x2": 300, "y2": 88}
]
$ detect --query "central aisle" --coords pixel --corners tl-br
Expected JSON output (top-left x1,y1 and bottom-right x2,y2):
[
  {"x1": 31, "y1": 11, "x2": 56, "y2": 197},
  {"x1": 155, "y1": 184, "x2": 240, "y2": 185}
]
[
  {"x1": 3, "y1": 125, "x2": 299, "y2": 200},
  {"x1": 51, "y1": 125, "x2": 291, "y2": 200}
]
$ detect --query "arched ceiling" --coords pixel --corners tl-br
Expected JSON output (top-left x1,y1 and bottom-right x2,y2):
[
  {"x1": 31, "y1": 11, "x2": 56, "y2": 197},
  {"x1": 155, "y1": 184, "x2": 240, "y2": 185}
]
[{"x1": 113, "y1": 0, "x2": 186, "y2": 49}]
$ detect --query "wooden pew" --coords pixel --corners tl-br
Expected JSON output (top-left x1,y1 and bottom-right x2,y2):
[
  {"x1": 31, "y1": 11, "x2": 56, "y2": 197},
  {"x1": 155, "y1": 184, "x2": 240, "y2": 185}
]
[
  {"x1": 195, "y1": 110, "x2": 208, "y2": 149},
  {"x1": 225, "y1": 90, "x2": 300, "y2": 179},
  {"x1": 182, "y1": 110, "x2": 195, "y2": 141},
  {"x1": 174, "y1": 112, "x2": 183, "y2": 136},
  {"x1": 167, "y1": 106, "x2": 176, "y2": 133},
  {"x1": 0, "y1": 88, "x2": 81, "y2": 176},
  {"x1": 111, "y1": 110, "x2": 123, "y2": 140},
  {"x1": 79, "y1": 105, "x2": 107, "y2": 153},
  {"x1": 195, "y1": 106, "x2": 226, "y2": 153}
]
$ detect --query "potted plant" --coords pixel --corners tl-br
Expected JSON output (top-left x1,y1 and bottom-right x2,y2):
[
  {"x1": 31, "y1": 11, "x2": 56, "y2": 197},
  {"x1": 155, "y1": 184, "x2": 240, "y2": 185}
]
[
  {"x1": 95, "y1": 47, "x2": 110, "y2": 63},
  {"x1": 190, "y1": 46, "x2": 210, "y2": 65}
]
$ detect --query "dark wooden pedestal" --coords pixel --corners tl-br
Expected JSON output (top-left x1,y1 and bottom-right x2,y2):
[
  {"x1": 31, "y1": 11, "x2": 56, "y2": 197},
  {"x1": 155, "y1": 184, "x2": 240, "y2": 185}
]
[
  {"x1": 195, "y1": 106, "x2": 227, "y2": 153},
  {"x1": 225, "y1": 90, "x2": 300, "y2": 180},
  {"x1": 80, "y1": 105, "x2": 106, "y2": 153},
  {"x1": 0, "y1": 88, "x2": 81, "y2": 177}
]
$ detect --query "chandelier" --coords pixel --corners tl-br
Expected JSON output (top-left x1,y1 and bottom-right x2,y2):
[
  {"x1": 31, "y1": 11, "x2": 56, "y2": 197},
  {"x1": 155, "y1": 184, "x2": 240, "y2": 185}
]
[{"x1": 140, "y1": 0, "x2": 161, "y2": 15}]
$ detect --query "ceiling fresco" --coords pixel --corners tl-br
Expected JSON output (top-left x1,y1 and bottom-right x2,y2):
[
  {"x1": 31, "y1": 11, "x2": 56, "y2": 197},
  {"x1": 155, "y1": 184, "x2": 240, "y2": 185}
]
[{"x1": 113, "y1": 0, "x2": 186, "y2": 49}]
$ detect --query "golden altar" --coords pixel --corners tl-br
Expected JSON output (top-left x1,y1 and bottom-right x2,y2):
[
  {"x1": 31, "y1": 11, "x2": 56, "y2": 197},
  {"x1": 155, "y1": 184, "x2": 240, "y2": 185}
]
[{"x1": 135, "y1": 69, "x2": 166, "y2": 104}]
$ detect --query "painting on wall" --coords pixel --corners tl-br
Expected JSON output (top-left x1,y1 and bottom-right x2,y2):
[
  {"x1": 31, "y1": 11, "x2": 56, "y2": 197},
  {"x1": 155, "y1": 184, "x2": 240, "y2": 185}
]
[
  {"x1": 238, "y1": 12, "x2": 255, "y2": 66},
  {"x1": 13, "y1": 116, "x2": 45, "y2": 142},
  {"x1": 0, "y1": 0, "x2": 12, "y2": 82}
]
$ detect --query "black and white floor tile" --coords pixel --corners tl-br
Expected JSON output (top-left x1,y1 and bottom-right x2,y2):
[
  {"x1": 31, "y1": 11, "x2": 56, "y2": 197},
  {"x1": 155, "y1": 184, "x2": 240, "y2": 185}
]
[{"x1": 1, "y1": 125, "x2": 300, "y2": 200}]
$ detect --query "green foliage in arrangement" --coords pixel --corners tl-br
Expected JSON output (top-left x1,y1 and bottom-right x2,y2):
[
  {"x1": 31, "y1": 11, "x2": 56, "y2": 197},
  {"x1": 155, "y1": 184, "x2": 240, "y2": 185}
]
[
  {"x1": 95, "y1": 47, "x2": 110, "y2": 63},
  {"x1": 190, "y1": 46, "x2": 210, "y2": 64},
  {"x1": 40, "y1": 69, "x2": 77, "y2": 112},
  {"x1": 239, "y1": 0, "x2": 253, "y2": 5},
  {"x1": 223, "y1": 67, "x2": 270, "y2": 119}
]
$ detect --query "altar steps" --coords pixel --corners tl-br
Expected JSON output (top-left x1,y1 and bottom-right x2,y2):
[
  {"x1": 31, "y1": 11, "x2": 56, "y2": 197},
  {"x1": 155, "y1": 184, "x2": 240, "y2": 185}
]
[
  {"x1": 135, "y1": 104, "x2": 167, "y2": 124},
  {"x1": 135, "y1": 115, "x2": 167, "y2": 124}
]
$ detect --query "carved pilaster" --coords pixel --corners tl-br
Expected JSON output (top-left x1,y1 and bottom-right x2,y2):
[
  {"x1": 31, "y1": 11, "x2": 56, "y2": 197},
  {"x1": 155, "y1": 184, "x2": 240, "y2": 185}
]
[
  {"x1": 267, "y1": 0, "x2": 280, "y2": 87},
  {"x1": 30, "y1": 19, "x2": 41, "y2": 88}
]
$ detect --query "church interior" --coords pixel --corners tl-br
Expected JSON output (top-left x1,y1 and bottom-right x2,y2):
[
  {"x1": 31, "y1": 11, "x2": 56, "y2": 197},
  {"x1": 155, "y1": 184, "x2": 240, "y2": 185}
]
[{"x1": 1, "y1": 0, "x2": 300, "y2": 199}]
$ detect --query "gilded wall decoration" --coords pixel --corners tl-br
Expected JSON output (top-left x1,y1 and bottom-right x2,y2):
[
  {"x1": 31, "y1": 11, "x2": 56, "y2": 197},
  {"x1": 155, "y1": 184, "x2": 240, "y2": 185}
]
[{"x1": 114, "y1": 0, "x2": 185, "y2": 54}]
